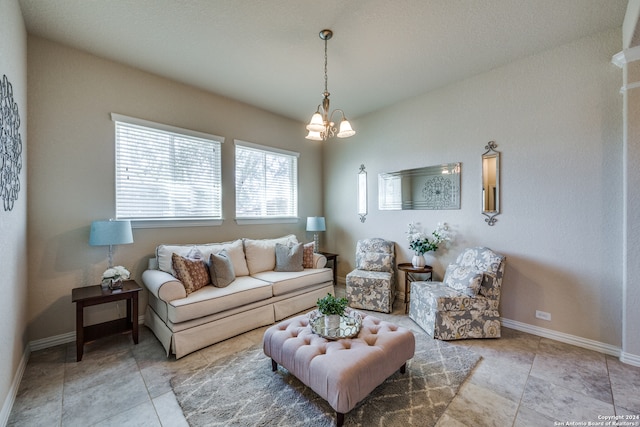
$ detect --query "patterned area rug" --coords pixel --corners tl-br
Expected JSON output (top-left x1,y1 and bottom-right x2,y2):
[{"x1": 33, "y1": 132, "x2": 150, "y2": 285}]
[{"x1": 171, "y1": 327, "x2": 481, "y2": 427}]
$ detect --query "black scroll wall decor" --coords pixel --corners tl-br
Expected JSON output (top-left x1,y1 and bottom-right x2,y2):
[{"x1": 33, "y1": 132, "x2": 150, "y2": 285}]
[{"x1": 0, "y1": 74, "x2": 23, "y2": 212}]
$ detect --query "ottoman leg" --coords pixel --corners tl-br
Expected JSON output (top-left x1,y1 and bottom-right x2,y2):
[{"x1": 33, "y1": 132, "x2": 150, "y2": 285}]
[
  {"x1": 400, "y1": 362, "x2": 406, "y2": 374},
  {"x1": 271, "y1": 359, "x2": 277, "y2": 372},
  {"x1": 336, "y1": 412, "x2": 344, "y2": 427}
]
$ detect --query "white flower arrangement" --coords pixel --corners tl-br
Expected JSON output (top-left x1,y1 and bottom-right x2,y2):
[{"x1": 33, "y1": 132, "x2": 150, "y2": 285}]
[
  {"x1": 102, "y1": 265, "x2": 130, "y2": 285},
  {"x1": 406, "y1": 222, "x2": 452, "y2": 255}
]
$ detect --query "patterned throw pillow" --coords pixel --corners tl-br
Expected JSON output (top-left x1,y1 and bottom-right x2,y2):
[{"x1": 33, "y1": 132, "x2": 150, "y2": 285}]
[
  {"x1": 302, "y1": 242, "x2": 315, "y2": 268},
  {"x1": 209, "y1": 250, "x2": 235, "y2": 288},
  {"x1": 172, "y1": 253, "x2": 210, "y2": 295},
  {"x1": 274, "y1": 243, "x2": 304, "y2": 272},
  {"x1": 443, "y1": 263, "x2": 483, "y2": 297}
]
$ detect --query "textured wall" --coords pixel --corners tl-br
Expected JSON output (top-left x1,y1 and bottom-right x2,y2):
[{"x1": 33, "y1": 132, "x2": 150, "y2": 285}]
[
  {"x1": 0, "y1": 0, "x2": 28, "y2": 417},
  {"x1": 26, "y1": 36, "x2": 323, "y2": 341},
  {"x1": 324, "y1": 29, "x2": 624, "y2": 347}
]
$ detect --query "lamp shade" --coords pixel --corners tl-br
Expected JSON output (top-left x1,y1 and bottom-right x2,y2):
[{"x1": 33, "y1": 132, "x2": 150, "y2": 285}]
[
  {"x1": 306, "y1": 216, "x2": 326, "y2": 232},
  {"x1": 337, "y1": 119, "x2": 356, "y2": 138},
  {"x1": 89, "y1": 220, "x2": 134, "y2": 246}
]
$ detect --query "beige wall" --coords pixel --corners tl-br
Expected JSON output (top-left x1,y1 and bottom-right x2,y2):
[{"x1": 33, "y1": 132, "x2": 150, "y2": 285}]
[
  {"x1": 0, "y1": 0, "x2": 28, "y2": 418},
  {"x1": 324, "y1": 28, "x2": 625, "y2": 347},
  {"x1": 26, "y1": 36, "x2": 324, "y2": 341}
]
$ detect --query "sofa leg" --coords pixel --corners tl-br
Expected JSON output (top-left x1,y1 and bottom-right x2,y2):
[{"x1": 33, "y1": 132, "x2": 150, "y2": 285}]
[
  {"x1": 271, "y1": 359, "x2": 277, "y2": 372},
  {"x1": 336, "y1": 412, "x2": 344, "y2": 427},
  {"x1": 400, "y1": 363, "x2": 406, "y2": 374}
]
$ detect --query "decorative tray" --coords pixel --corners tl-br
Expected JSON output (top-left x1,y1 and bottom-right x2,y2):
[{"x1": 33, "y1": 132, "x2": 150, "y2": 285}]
[{"x1": 308, "y1": 308, "x2": 363, "y2": 340}]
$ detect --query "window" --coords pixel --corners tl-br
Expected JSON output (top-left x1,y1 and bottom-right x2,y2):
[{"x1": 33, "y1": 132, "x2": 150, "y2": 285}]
[
  {"x1": 112, "y1": 113, "x2": 224, "y2": 226},
  {"x1": 235, "y1": 140, "x2": 299, "y2": 223}
]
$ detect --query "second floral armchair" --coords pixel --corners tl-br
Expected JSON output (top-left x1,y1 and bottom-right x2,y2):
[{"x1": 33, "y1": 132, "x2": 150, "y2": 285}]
[{"x1": 345, "y1": 238, "x2": 396, "y2": 313}]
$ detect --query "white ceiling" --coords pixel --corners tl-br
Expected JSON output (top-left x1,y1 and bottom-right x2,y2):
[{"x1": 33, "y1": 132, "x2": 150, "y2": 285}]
[{"x1": 18, "y1": 0, "x2": 628, "y2": 122}]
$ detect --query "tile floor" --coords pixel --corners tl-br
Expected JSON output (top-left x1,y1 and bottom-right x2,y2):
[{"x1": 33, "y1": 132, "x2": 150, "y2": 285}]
[{"x1": 8, "y1": 291, "x2": 640, "y2": 427}]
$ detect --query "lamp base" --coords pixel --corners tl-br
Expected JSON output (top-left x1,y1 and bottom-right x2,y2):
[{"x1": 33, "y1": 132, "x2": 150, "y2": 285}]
[{"x1": 314, "y1": 233, "x2": 320, "y2": 253}]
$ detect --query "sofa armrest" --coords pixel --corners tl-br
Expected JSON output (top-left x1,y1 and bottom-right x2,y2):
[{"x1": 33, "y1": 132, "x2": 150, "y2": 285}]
[
  {"x1": 313, "y1": 253, "x2": 327, "y2": 268},
  {"x1": 141, "y1": 269, "x2": 186, "y2": 302}
]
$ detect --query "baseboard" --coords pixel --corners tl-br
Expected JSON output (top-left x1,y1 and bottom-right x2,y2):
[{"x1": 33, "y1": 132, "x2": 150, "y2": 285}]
[
  {"x1": 501, "y1": 317, "x2": 624, "y2": 359},
  {"x1": 620, "y1": 351, "x2": 640, "y2": 367},
  {"x1": 0, "y1": 345, "x2": 29, "y2": 426},
  {"x1": 29, "y1": 314, "x2": 146, "y2": 352}
]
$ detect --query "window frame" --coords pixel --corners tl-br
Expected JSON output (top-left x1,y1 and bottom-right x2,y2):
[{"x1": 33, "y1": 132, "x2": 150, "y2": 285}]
[
  {"x1": 234, "y1": 139, "x2": 299, "y2": 225},
  {"x1": 111, "y1": 113, "x2": 225, "y2": 228}
]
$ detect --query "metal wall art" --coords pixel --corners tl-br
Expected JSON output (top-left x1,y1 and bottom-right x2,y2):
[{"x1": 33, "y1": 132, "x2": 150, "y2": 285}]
[
  {"x1": 358, "y1": 164, "x2": 367, "y2": 222},
  {"x1": 0, "y1": 74, "x2": 23, "y2": 212},
  {"x1": 482, "y1": 141, "x2": 500, "y2": 226}
]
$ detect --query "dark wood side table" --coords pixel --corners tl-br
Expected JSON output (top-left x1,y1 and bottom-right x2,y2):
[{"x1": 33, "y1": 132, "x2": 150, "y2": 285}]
[
  {"x1": 71, "y1": 280, "x2": 142, "y2": 361},
  {"x1": 397, "y1": 263, "x2": 433, "y2": 314},
  {"x1": 319, "y1": 251, "x2": 339, "y2": 285}
]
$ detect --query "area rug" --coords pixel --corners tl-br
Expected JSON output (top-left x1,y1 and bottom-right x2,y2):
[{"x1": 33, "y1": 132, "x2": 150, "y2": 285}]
[{"x1": 170, "y1": 330, "x2": 481, "y2": 427}]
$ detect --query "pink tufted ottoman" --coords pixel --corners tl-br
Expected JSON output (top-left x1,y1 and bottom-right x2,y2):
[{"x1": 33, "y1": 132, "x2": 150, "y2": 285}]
[{"x1": 263, "y1": 312, "x2": 415, "y2": 426}]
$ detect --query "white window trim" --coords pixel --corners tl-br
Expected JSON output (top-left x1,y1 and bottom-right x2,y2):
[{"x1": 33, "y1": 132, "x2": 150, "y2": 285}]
[
  {"x1": 234, "y1": 139, "x2": 299, "y2": 225},
  {"x1": 112, "y1": 113, "x2": 225, "y2": 228}
]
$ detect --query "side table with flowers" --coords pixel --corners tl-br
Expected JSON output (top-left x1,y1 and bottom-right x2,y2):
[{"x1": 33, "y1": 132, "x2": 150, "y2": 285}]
[{"x1": 406, "y1": 222, "x2": 451, "y2": 268}]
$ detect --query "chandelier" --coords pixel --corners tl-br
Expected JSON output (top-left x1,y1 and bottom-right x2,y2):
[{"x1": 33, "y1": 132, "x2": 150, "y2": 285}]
[{"x1": 305, "y1": 29, "x2": 356, "y2": 141}]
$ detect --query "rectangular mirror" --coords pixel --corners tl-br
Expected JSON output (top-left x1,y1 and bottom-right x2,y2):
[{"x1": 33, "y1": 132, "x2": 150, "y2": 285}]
[{"x1": 378, "y1": 163, "x2": 461, "y2": 210}]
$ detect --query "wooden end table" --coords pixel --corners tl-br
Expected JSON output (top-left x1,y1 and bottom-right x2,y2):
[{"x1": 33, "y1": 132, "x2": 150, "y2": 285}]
[
  {"x1": 72, "y1": 280, "x2": 142, "y2": 361},
  {"x1": 319, "y1": 251, "x2": 338, "y2": 285},
  {"x1": 397, "y1": 263, "x2": 433, "y2": 314}
]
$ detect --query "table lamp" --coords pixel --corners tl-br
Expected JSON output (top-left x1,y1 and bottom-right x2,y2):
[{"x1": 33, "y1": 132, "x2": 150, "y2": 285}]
[
  {"x1": 306, "y1": 216, "x2": 326, "y2": 253},
  {"x1": 89, "y1": 219, "x2": 134, "y2": 268}
]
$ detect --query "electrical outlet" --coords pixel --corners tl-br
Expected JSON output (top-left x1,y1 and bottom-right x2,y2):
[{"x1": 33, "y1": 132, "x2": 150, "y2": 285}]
[{"x1": 535, "y1": 310, "x2": 551, "y2": 321}]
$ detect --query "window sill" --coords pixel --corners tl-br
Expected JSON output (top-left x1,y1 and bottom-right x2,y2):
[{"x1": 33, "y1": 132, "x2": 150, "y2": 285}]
[
  {"x1": 129, "y1": 219, "x2": 223, "y2": 229},
  {"x1": 235, "y1": 217, "x2": 299, "y2": 225}
]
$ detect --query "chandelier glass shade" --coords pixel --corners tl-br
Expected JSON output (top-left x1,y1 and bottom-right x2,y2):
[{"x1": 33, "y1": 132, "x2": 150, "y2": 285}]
[{"x1": 305, "y1": 29, "x2": 356, "y2": 141}]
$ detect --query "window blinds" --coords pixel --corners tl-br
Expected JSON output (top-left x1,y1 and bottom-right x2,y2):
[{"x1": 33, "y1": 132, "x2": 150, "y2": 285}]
[
  {"x1": 113, "y1": 115, "x2": 223, "y2": 221},
  {"x1": 235, "y1": 140, "x2": 298, "y2": 218}
]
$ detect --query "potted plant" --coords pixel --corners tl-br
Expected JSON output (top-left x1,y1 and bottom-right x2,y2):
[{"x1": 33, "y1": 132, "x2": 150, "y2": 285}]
[{"x1": 316, "y1": 293, "x2": 348, "y2": 331}]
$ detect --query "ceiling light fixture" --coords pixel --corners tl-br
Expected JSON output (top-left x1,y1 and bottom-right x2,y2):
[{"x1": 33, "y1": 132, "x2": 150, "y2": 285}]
[{"x1": 305, "y1": 29, "x2": 356, "y2": 141}]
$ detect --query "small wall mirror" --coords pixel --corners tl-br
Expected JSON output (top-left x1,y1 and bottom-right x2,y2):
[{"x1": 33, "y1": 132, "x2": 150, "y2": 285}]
[
  {"x1": 482, "y1": 141, "x2": 500, "y2": 225},
  {"x1": 378, "y1": 163, "x2": 461, "y2": 210},
  {"x1": 358, "y1": 164, "x2": 367, "y2": 222}
]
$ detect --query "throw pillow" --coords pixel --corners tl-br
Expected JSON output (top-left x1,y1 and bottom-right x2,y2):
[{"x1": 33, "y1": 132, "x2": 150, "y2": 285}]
[
  {"x1": 302, "y1": 242, "x2": 315, "y2": 268},
  {"x1": 209, "y1": 250, "x2": 236, "y2": 288},
  {"x1": 172, "y1": 253, "x2": 210, "y2": 295},
  {"x1": 274, "y1": 242, "x2": 304, "y2": 272},
  {"x1": 443, "y1": 263, "x2": 483, "y2": 297}
]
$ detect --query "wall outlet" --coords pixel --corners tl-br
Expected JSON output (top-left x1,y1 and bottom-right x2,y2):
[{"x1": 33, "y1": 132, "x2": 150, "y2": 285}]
[{"x1": 535, "y1": 310, "x2": 551, "y2": 321}]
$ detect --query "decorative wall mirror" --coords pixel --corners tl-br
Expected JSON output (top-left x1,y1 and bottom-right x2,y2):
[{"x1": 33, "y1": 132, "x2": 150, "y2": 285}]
[
  {"x1": 378, "y1": 163, "x2": 461, "y2": 210},
  {"x1": 358, "y1": 164, "x2": 367, "y2": 222},
  {"x1": 482, "y1": 141, "x2": 500, "y2": 225}
]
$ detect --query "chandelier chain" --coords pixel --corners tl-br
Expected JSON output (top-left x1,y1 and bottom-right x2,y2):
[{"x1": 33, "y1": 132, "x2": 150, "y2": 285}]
[{"x1": 324, "y1": 37, "x2": 328, "y2": 94}]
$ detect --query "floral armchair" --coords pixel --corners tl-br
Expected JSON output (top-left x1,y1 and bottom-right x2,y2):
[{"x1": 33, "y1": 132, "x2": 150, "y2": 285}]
[
  {"x1": 409, "y1": 247, "x2": 506, "y2": 340},
  {"x1": 345, "y1": 238, "x2": 396, "y2": 313}
]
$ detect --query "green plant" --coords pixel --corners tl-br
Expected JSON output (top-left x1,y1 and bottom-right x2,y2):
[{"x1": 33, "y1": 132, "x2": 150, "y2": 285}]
[{"x1": 316, "y1": 293, "x2": 348, "y2": 316}]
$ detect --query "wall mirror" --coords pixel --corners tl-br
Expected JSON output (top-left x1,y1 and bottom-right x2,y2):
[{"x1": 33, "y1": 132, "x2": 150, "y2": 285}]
[
  {"x1": 378, "y1": 163, "x2": 461, "y2": 210},
  {"x1": 482, "y1": 141, "x2": 500, "y2": 225},
  {"x1": 358, "y1": 164, "x2": 367, "y2": 222}
]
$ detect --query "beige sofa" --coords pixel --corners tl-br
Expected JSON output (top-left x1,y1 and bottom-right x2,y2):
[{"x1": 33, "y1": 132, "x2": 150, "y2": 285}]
[{"x1": 142, "y1": 234, "x2": 334, "y2": 358}]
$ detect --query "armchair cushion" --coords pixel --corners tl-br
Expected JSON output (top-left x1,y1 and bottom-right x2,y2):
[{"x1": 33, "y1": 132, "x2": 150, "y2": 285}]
[
  {"x1": 355, "y1": 238, "x2": 395, "y2": 272},
  {"x1": 443, "y1": 263, "x2": 483, "y2": 297}
]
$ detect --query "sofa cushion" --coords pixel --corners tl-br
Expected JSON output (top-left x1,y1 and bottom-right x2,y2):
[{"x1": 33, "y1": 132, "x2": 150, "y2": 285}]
[
  {"x1": 209, "y1": 250, "x2": 235, "y2": 288},
  {"x1": 252, "y1": 268, "x2": 333, "y2": 296},
  {"x1": 243, "y1": 235, "x2": 298, "y2": 275},
  {"x1": 274, "y1": 243, "x2": 303, "y2": 272},
  {"x1": 172, "y1": 254, "x2": 210, "y2": 295},
  {"x1": 443, "y1": 263, "x2": 483, "y2": 297},
  {"x1": 157, "y1": 239, "x2": 249, "y2": 277},
  {"x1": 302, "y1": 242, "x2": 315, "y2": 268},
  {"x1": 167, "y1": 276, "x2": 273, "y2": 323}
]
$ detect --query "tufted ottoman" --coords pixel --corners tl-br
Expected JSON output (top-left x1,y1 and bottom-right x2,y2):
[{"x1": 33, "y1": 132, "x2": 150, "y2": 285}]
[{"x1": 263, "y1": 312, "x2": 415, "y2": 426}]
